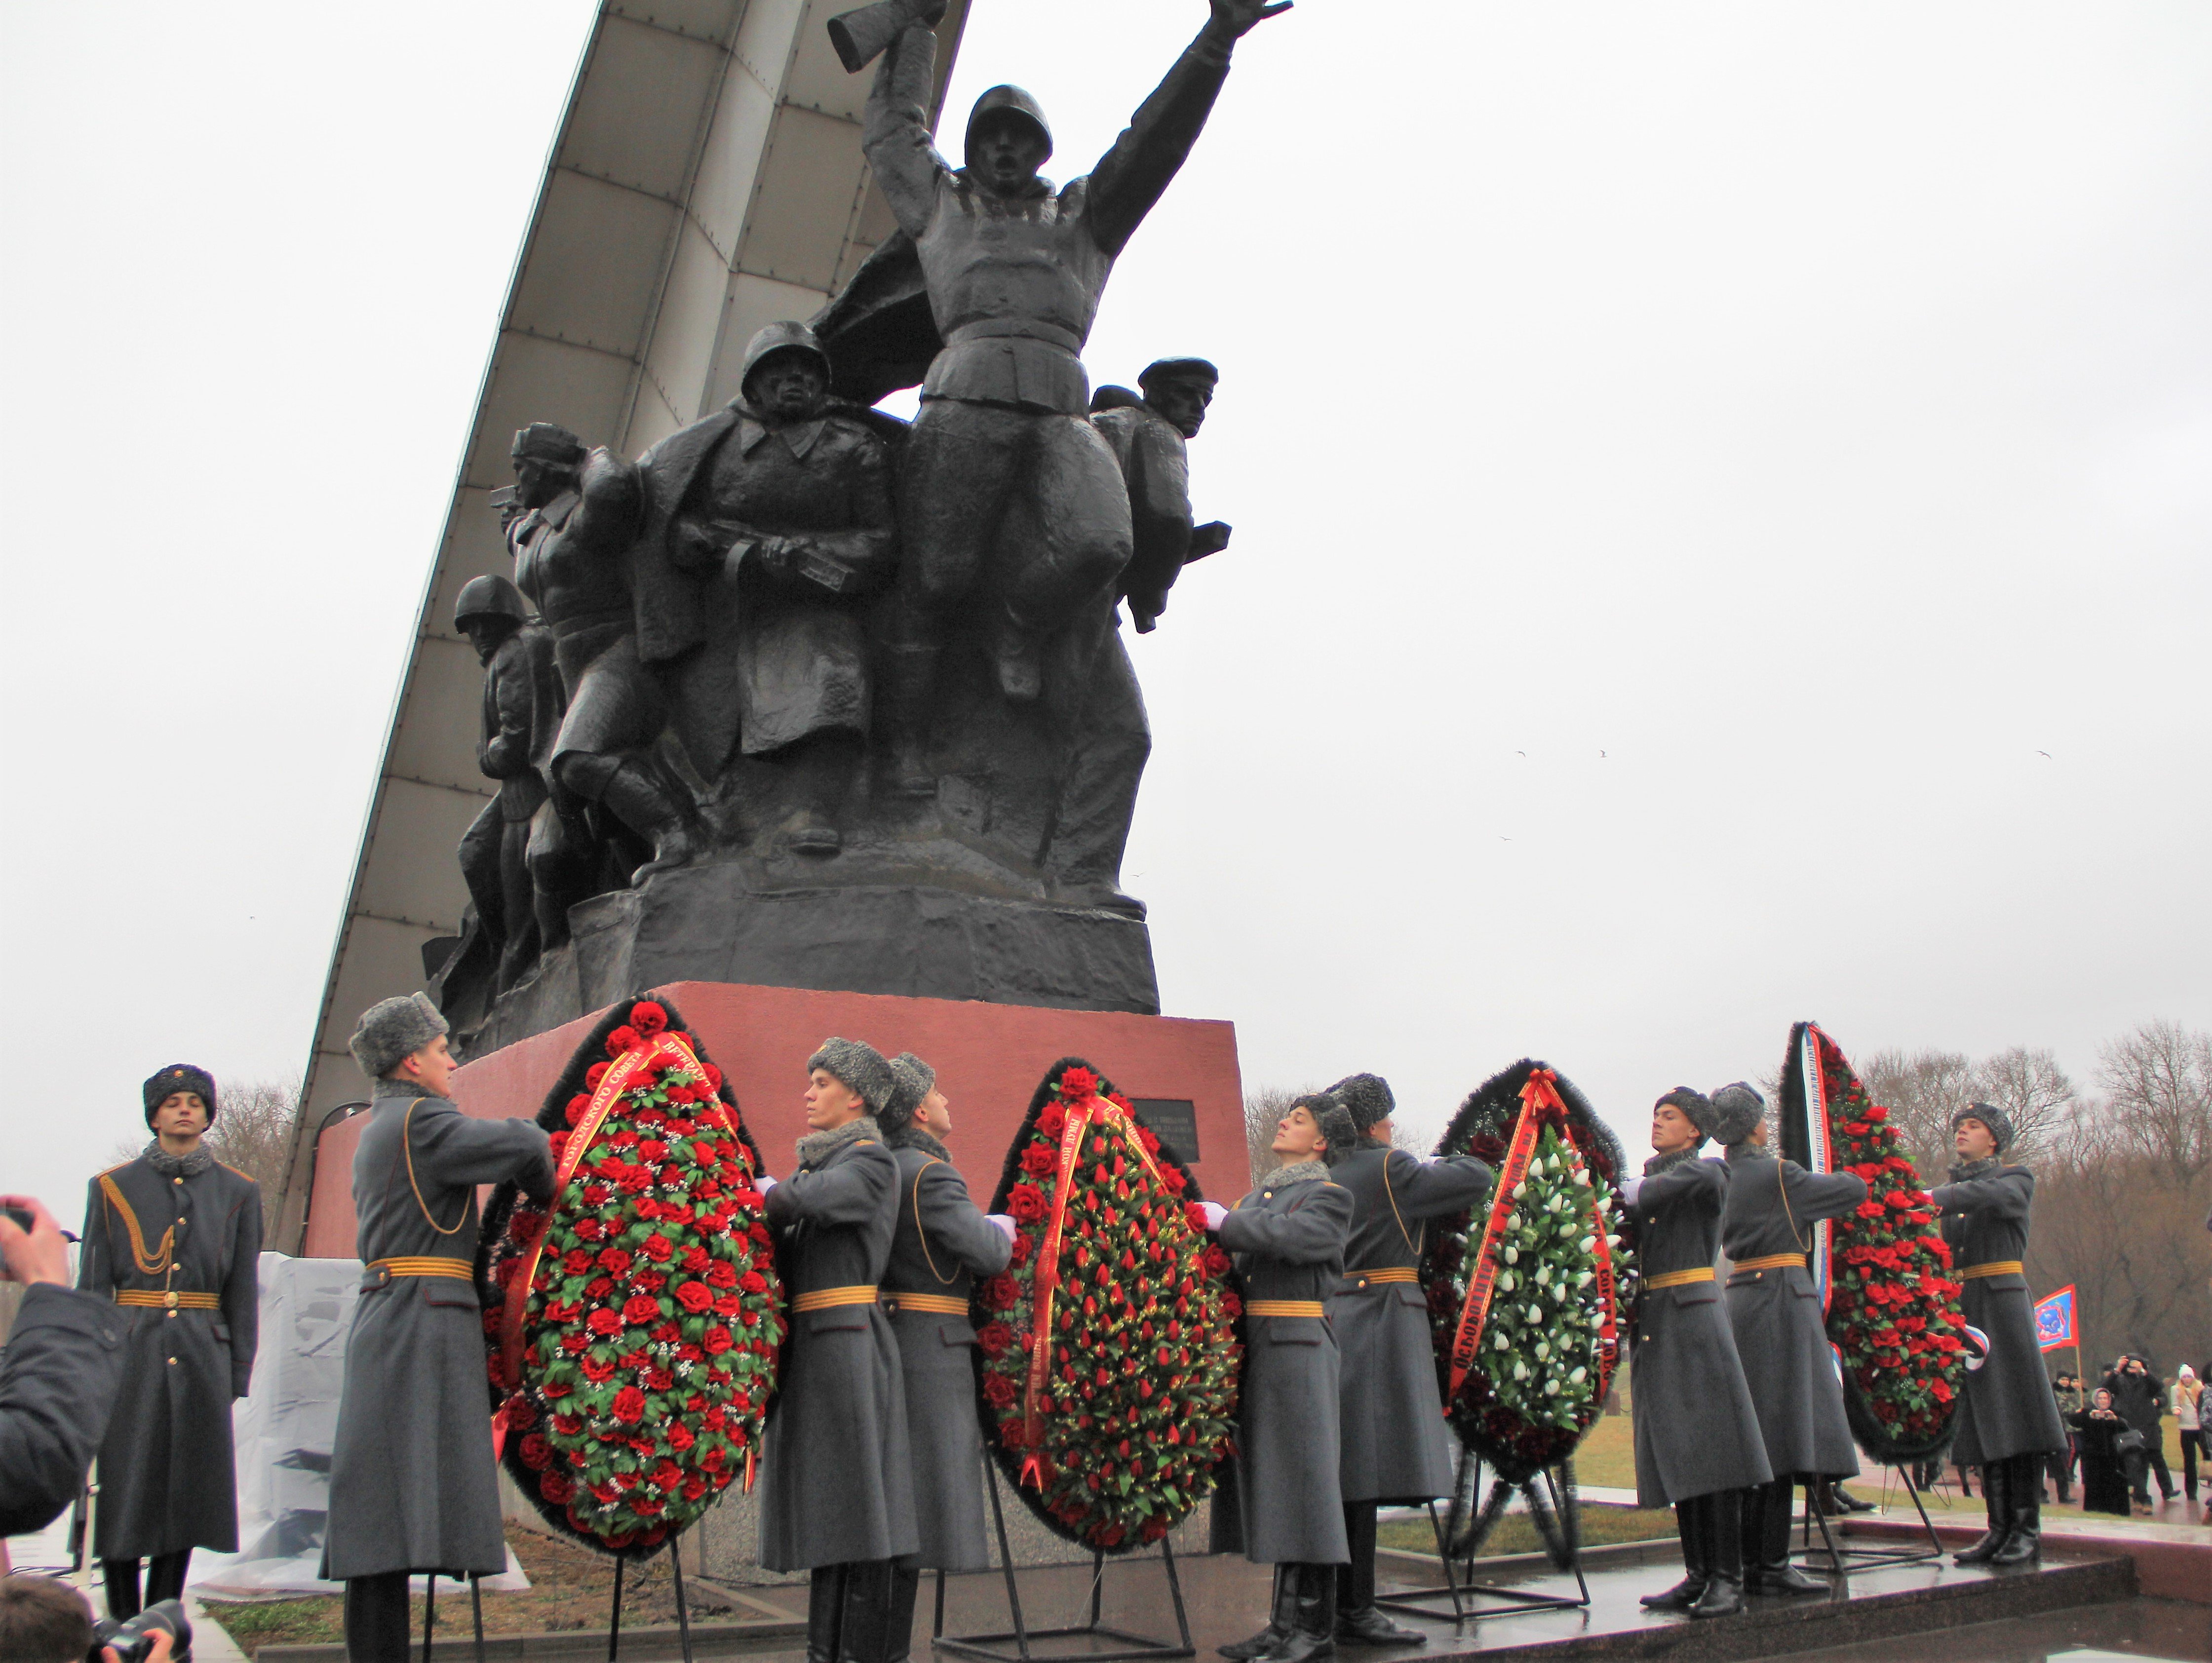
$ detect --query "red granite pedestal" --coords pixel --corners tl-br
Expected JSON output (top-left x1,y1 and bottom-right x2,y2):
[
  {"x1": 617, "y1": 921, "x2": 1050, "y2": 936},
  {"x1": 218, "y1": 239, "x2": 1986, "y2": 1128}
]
[{"x1": 299, "y1": 980, "x2": 1244, "y2": 1258}]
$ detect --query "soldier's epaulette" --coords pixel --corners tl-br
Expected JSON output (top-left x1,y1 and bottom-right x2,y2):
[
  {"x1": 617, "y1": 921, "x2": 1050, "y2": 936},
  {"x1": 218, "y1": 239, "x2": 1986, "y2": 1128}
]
[
  {"x1": 94, "y1": 1159, "x2": 134, "y2": 1179},
  {"x1": 217, "y1": 1160, "x2": 259, "y2": 1184}
]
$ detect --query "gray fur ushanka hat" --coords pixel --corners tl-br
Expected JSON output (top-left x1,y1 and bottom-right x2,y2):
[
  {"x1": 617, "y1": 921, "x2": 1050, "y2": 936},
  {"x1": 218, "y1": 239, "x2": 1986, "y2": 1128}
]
[
  {"x1": 349, "y1": 993, "x2": 449, "y2": 1079},
  {"x1": 143, "y1": 1064, "x2": 218, "y2": 1126},
  {"x1": 1314, "y1": 1101, "x2": 1360, "y2": 1166},
  {"x1": 1325, "y1": 1072, "x2": 1396, "y2": 1133},
  {"x1": 1654, "y1": 1086, "x2": 1713, "y2": 1141},
  {"x1": 808, "y1": 1036, "x2": 895, "y2": 1118},
  {"x1": 1707, "y1": 1081, "x2": 1767, "y2": 1146},
  {"x1": 1952, "y1": 1100, "x2": 2015, "y2": 1155},
  {"x1": 884, "y1": 1051, "x2": 937, "y2": 1125}
]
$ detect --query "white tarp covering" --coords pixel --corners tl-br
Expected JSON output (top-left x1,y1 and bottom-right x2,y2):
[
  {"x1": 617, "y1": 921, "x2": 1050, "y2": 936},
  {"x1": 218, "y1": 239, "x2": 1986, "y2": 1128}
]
[{"x1": 188, "y1": 1253, "x2": 527, "y2": 1598}]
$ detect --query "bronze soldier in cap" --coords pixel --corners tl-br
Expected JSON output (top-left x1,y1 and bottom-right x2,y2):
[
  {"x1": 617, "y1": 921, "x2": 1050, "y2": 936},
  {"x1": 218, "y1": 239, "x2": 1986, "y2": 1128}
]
[
  {"x1": 1207, "y1": 1096, "x2": 1356, "y2": 1663},
  {"x1": 1931, "y1": 1102, "x2": 2067, "y2": 1564},
  {"x1": 78, "y1": 1065, "x2": 261, "y2": 1620},
  {"x1": 848, "y1": 0, "x2": 1289, "y2": 795},
  {"x1": 636, "y1": 322, "x2": 897, "y2": 854},
  {"x1": 756, "y1": 1039, "x2": 918, "y2": 1663},
  {"x1": 1312, "y1": 1074, "x2": 1490, "y2": 1648},
  {"x1": 323, "y1": 996, "x2": 554, "y2": 1663},
  {"x1": 877, "y1": 1053, "x2": 1013, "y2": 1663},
  {"x1": 1090, "y1": 356, "x2": 1231, "y2": 633},
  {"x1": 1624, "y1": 1088, "x2": 1772, "y2": 1620},
  {"x1": 1713, "y1": 1083, "x2": 1866, "y2": 1596},
  {"x1": 506, "y1": 421, "x2": 703, "y2": 878}
]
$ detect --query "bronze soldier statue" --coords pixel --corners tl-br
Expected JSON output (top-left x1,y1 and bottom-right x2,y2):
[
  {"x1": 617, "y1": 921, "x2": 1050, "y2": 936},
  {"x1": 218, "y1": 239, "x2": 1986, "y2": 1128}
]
[
  {"x1": 843, "y1": 0, "x2": 1289, "y2": 796},
  {"x1": 453, "y1": 575, "x2": 565, "y2": 993},
  {"x1": 506, "y1": 421, "x2": 702, "y2": 878},
  {"x1": 637, "y1": 323, "x2": 898, "y2": 855},
  {"x1": 1090, "y1": 356, "x2": 1231, "y2": 633}
]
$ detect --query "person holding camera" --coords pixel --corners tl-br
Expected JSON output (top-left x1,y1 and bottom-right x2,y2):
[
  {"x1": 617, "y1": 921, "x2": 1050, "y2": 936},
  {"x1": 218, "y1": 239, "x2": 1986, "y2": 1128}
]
[
  {"x1": 1, "y1": 1197, "x2": 127, "y2": 1541},
  {"x1": 0, "y1": 1573, "x2": 180, "y2": 1663},
  {"x1": 77, "y1": 1066, "x2": 262, "y2": 1620}
]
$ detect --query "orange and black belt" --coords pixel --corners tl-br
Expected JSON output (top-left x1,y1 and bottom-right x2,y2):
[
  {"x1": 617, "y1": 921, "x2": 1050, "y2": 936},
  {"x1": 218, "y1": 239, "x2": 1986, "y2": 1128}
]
[
  {"x1": 1644, "y1": 1267, "x2": 1716, "y2": 1290},
  {"x1": 114, "y1": 1290, "x2": 219, "y2": 1311},
  {"x1": 880, "y1": 1292, "x2": 968, "y2": 1315},
  {"x1": 1961, "y1": 1261, "x2": 2024, "y2": 1279},
  {"x1": 791, "y1": 1283, "x2": 879, "y2": 1314},
  {"x1": 1732, "y1": 1253, "x2": 1806, "y2": 1273},
  {"x1": 1245, "y1": 1300, "x2": 1327, "y2": 1318}
]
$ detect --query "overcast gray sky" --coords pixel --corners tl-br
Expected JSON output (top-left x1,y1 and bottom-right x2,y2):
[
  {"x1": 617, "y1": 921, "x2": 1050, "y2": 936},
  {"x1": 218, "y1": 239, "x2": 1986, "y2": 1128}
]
[{"x1": 4, "y1": 2, "x2": 2206, "y2": 1211}]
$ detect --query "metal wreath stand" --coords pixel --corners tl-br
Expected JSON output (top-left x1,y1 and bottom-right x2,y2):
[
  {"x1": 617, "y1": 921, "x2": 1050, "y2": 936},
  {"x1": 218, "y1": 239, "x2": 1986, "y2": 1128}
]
[
  {"x1": 1793, "y1": 1465, "x2": 1947, "y2": 1571},
  {"x1": 415, "y1": 1537, "x2": 697, "y2": 1663},
  {"x1": 1373, "y1": 1452, "x2": 1592, "y2": 1624},
  {"x1": 932, "y1": 1456, "x2": 1194, "y2": 1663}
]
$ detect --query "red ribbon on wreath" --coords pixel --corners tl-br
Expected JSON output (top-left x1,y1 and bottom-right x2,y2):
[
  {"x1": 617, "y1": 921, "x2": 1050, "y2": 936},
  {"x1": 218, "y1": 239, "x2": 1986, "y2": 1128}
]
[{"x1": 1443, "y1": 1069, "x2": 1618, "y2": 1408}]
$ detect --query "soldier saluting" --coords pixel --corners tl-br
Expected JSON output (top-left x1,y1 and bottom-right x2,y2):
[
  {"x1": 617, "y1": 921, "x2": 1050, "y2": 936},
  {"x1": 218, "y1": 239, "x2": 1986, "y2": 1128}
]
[
  {"x1": 877, "y1": 1052, "x2": 1014, "y2": 1663},
  {"x1": 78, "y1": 1065, "x2": 262, "y2": 1623},
  {"x1": 844, "y1": 0, "x2": 1289, "y2": 794},
  {"x1": 1314, "y1": 1074, "x2": 1490, "y2": 1649}
]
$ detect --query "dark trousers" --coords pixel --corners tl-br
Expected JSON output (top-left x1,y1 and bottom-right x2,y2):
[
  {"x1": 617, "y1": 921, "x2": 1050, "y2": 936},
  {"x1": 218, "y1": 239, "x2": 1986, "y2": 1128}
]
[
  {"x1": 2180, "y1": 1429, "x2": 2201, "y2": 1495},
  {"x1": 345, "y1": 1572, "x2": 413, "y2": 1663},
  {"x1": 2127, "y1": 1438, "x2": 2173, "y2": 1502},
  {"x1": 102, "y1": 1551, "x2": 190, "y2": 1621}
]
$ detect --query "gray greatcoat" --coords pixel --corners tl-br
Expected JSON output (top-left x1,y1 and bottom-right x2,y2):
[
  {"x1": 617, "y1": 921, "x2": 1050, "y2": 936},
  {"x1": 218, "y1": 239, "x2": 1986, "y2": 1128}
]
[
  {"x1": 78, "y1": 1147, "x2": 262, "y2": 1559},
  {"x1": 1720, "y1": 1145, "x2": 1866, "y2": 1479},
  {"x1": 757, "y1": 1120, "x2": 920, "y2": 1570},
  {"x1": 881, "y1": 1126, "x2": 1011, "y2": 1570},
  {"x1": 323, "y1": 1082, "x2": 553, "y2": 1580},
  {"x1": 1326, "y1": 1141, "x2": 1491, "y2": 1504},
  {"x1": 1628, "y1": 1151, "x2": 1773, "y2": 1508},
  {"x1": 1929, "y1": 1162, "x2": 2066, "y2": 1464},
  {"x1": 1218, "y1": 1163, "x2": 1355, "y2": 1565}
]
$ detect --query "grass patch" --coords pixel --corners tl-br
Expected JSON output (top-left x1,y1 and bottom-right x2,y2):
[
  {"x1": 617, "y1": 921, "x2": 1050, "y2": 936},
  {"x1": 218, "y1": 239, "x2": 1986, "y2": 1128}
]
[{"x1": 1378, "y1": 1505, "x2": 1673, "y2": 1559}]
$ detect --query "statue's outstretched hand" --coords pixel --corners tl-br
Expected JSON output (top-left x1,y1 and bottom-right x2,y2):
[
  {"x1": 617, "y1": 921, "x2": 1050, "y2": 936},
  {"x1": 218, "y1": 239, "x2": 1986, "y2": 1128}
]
[{"x1": 1209, "y1": 0, "x2": 1291, "y2": 38}]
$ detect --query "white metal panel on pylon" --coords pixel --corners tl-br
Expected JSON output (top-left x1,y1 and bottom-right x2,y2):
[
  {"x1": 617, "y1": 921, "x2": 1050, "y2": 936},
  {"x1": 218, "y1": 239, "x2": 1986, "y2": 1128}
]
[{"x1": 279, "y1": 0, "x2": 972, "y2": 1250}]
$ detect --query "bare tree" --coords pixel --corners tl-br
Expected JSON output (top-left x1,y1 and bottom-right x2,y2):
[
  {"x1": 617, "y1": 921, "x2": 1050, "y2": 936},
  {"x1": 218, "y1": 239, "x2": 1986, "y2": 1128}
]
[
  {"x1": 1966, "y1": 1046, "x2": 2078, "y2": 1166},
  {"x1": 2094, "y1": 1019, "x2": 2212, "y2": 1180},
  {"x1": 1860, "y1": 1048, "x2": 1977, "y2": 1181},
  {"x1": 204, "y1": 1079, "x2": 301, "y2": 1232}
]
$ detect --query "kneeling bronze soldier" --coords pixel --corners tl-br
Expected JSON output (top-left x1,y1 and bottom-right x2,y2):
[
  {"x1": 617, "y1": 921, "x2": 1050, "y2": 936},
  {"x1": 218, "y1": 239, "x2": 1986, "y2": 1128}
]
[
  {"x1": 1319, "y1": 1073, "x2": 1490, "y2": 1646},
  {"x1": 1626, "y1": 1089, "x2": 1772, "y2": 1620},
  {"x1": 1211, "y1": 1097, "x2": 1357, "y2": 1663},
  {"x1": 1931, "y1": 1102, "x2": 2067, "y2": 1564},
  {"x1": 879, "y1": 1053, "x2": 1013, "y2": 1663},
  {"x1": 79, "y1": 1065, "x2": 262, "y2": 1621},
  {"x1": 757, "y1": 1040, "x2": 919, "y2": 1663},
  {"x1": 1714, "y1": 1083, "x2": 1866, "y2": 1595}
]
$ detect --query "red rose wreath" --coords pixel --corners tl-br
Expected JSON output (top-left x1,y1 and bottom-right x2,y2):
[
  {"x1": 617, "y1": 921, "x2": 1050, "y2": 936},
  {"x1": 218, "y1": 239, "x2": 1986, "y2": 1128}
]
[
  {"x1": 477, "y1": 995, "x2": 785, "y2": 1557},
  {"x1": 975, "y1": 1057, "x2": 1242, "y2": 1552},
  {"x1": 1779, "y1": 1021, "x2": 1969, "y2": 1463}
]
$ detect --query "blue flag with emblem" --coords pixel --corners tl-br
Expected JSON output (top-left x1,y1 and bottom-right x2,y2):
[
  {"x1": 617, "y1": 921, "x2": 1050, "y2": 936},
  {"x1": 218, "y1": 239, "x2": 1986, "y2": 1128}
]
[{"x1": 2033, "y1": 1283, "x2": 2076, "y2": 1351}]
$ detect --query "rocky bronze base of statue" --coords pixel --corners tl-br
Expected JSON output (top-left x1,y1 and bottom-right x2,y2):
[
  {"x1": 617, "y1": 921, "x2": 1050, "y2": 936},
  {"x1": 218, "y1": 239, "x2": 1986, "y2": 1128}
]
[{"x1": 453, "y1": 860, "x2": 1159, "y2": 1053}]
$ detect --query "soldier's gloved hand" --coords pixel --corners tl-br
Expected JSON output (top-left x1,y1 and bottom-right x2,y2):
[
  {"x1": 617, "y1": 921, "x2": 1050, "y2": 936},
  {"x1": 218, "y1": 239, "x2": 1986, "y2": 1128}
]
[
  {"x1": 1619, "y1": 1176, "x2": 1644, "y2": 1207},
  {"x1": 754, "y1": 1174, "x2": 778, "y2": 1195},
  {"x1": 1196, "y1": 1200, "x2": 1228, "y2": 1232},
  {"x1": 985, "y1": 1214, "x2": 1017, "y2": 1241}
]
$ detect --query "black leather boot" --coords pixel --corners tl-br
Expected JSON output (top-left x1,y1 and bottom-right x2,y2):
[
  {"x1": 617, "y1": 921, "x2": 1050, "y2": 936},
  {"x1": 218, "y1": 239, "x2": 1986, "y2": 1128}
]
[
  {"x1": 1335, "y1": 1504, "x2": 1425, "y2": 1645},
  {"x1": 837, "y1": 1561, "x2": 895, "y2": 1663},
  {"x1": 1640, "y1": 1495, "x2": 1709, "y2": 1611},
  {"x1": 1221, "y1": 1565, "x2": 1297, "y2": 1660},
  {"x1": 1825, "y1": 1481, "x2": 1876, "y2": 1514},
  {"x1": 1266, "y1": 1565, "x2": 1337, "y2": 1663},
  {"x1": 1745, "y1": 1479, "x2": 1826, "y2": 1595},
  {"x1": 882, "y1": 1562, "x2": 922, "y2": 1663},
  {"x1": 1954, "y1": 1460, "x2": 2010, "y2": 1564},
  {"x1": 1688, "y1": 1490, "x2": 1746, "y2": 1618},
  {"x1": 807, "y1": 1563, "x2": 851, "y2": 1663},
  {"x1": 1991, "y1": 1454, "x2": 2043, "y2": 1564}
]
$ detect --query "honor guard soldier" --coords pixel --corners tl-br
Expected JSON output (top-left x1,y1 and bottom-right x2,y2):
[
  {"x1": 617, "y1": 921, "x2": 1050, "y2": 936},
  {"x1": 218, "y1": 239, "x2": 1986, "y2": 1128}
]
[
  {"x1": 1318, "y1": 1073, "x2": 1490, "y2": 1647},
  {"x1": 1623, "y1": 1089, "x2": 1772, "y2": 1620},
  {"x1": 323, "y1": 996, "x2": 554, "y2": 1663},
  {"x1": 78, "y1": 1065, "x2": 262, "y2": 1620},
  {"x1": 1930, "y1": 1102, "x2": 2068, "y2": 1565},
  {"x1": 1713, "y1": 1083, "x2": 1867, "y2": 1595},
  {"x1": 1207, "y1": 1096, "x2": 1357, "y2": 1663},
  {"x1": 878, "y1": 1053, "x2": 1014, "y2": 1663},
  {"x1": 756, "y1": 1040, "x2": 919, "y2": 1663}
]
